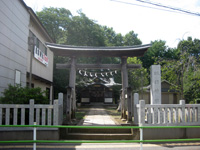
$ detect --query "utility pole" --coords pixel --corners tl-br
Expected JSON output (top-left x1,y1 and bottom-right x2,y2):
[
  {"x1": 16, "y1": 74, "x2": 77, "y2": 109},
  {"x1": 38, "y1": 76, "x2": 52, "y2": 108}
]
[{"x1": 28, "y1": 36, "x2": 36, "y2": 88}]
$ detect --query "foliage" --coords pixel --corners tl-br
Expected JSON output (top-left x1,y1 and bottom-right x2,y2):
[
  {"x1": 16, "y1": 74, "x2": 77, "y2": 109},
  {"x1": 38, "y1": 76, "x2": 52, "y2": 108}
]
[
  {"x1": 36, "y1": 7, "x2": 72, "y2": 43},
  {"x1": 0, "y1": 84, "x2": 49, "y2": 104},
  {"x1": 139, "y1": 40, "x2": 178, "y2": 69},
  {"x1": 127, "y1": 57, "x2": 149, "y2": 91},
  {"x1": 102, "y1": 26, "x2": 142, "y2": 47},
  {"x1": 124, "y1": 31, "x2": 142, "y2": 46},
  {"x1": 156, "y1": 37, "x2": 200, "y2": 102},
  {"x1": 103, "y1": 26, "x2": 119, "y2": 46},
  {"x1": 36, "y1": 7, "x2": 200, "y2": 103},
  {"x1": 67, "y1": 11, "x2": 105, "y2": 46}
]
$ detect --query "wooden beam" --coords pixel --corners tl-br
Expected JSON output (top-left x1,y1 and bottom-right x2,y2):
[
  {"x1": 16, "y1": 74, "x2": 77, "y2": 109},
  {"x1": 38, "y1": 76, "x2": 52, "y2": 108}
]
[
  {"x1": 56, "y1": 63, "x2": 141, "y2": 69},
  {"x1": 127, "y1": 64, "x2": 141, "y2": 69}
]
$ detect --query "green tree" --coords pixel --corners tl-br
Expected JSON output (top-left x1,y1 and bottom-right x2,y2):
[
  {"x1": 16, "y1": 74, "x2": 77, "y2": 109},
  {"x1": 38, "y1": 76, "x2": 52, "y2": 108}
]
[
  {"x1": 124, "y1": 31, "x2": 142, "y2": 46},
  {"x1": 67, "y1": 11, "x2": 105, "y2": 46},
  {"x1": 127, "y1": 57, "x2": 149, "y2": 92},
  {"x1": 156, "y1": 37, "x2": 200, "y2": 103},
  {"x1": 102, "y1": 26, "x2": 124, "y2": 46},
  {"x1": 114, "y1": 33, "x2": 124, "y2": 46},
  {"x1": 103, "y1": 26, "x2": 117, "y2": 46},
  {"x1": 36, "y1": 7, "x2": 72, "y2": 43},
  {"x1": 139, "y1": 40, "x2": 180, "y2": 70},
  {"x1": 177, "y1": 37, "x2": 200, "y2": 101}
]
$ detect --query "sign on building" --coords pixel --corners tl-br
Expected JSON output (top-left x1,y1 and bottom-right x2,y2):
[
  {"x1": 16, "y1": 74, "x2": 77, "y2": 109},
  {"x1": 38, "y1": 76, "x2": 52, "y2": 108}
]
[{"x1": 34, "y1": 46, "x2": 48, "y2": 66}]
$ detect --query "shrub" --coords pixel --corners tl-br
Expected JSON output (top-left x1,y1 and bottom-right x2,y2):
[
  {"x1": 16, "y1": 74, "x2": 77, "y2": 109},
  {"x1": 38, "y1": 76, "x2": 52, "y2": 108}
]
[{"x1": 0, "y1": 84, "x2": 49, "y2": 104}]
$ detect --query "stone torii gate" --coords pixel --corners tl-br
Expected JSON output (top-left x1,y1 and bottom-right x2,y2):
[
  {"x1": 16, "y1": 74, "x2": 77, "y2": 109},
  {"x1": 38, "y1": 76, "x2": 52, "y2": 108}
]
[{"x1": 46, "y1": 43, "x2": 151, "y2": 124}]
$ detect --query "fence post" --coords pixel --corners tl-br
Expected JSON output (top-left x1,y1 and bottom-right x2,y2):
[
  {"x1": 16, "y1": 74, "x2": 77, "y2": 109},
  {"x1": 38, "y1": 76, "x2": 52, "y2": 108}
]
[
  {"x1": 58, "y1": 93, "x2": 63, "y2": 125},
  {"x1": 33, "y1": 122, "x2": 37, "y2": 150},
  {"x1": 29, "y1": 99, "x2": 34, "y2": 125},
  {"x1": 53, "y1": 100, "x2": 59, "y2": 125},
  {"x1": 71, "y1": 88, "x2": 76, "y2": 119},
  {"x1": 180, "y1": 100, "x2": 185, "y2": 123},
  {"x1": 127, "y1": 87, "x2": 132, "y2": 122},
  {"x1": 134, "y1": 93, "x2": 139, "y2": 124},
  {"x1": 13, "y1": 108, "x2": 18, "y2": 125},
  {"x1": 140, "y1": 127, "x2": 143, "y2": 150},
  {"x1": 198, "y1": 106, "x2": 200, "y2": 122},
  {"x1": 66, "y1": 87, "x2": 72, "y2": 124},
  {"x1": 5, "y1": 108, "x2": 10, "y2": 125},
  {"x1": 139, "y1": 100, "x2": 145, "y2": 126}
]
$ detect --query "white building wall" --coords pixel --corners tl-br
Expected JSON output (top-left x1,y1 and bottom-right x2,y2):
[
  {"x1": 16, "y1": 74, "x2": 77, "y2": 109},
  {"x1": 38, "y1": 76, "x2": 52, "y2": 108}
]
[
  {"x1": 0, "y1": 0, "x2": 29, "y2": 96},
  {"x1": 27, "y1": 19, "x2": 53, "y2": 83}
]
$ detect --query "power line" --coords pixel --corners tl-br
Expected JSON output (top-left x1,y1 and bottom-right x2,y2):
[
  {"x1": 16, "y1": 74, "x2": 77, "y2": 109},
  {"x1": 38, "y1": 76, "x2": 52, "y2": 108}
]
[
  {"x1": 111, "y1": 0, "x2": 200, "y2": 17},
  {"x1": 135, "y1": 0, "x2": 200, "y2": 16}
]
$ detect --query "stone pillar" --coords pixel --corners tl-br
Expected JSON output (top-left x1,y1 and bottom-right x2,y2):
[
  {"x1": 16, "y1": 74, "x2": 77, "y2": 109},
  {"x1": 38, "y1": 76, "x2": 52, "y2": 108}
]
[
  {"x1": 180, "y1": 100, "x2": 185, "y2": 123},
  {"x1": 58, "y1": 93, "x2": 63, "y2": 125},
  {"x1": 69, "y1": 57, "x2": 76, "y2": 119},
  {"x1": 139, "y1": 100, "x2": 145, "y2": 126},
  {"x1": 127, "y1": 87, "x2": 132, "y2": 122},
  {"x1": 29, "y1": 99, "x2": 34, "y2": 125},
  {"x1": 65, "y1": 87, "x2": 72, "y2": 124},
  {"x1": 121, "y1": 57, "x2": 128, "y2": 120},
  {"x1": 150, "y1": 65, "x2": 161, "y2": 104},
  {"x1": 134, "y1": 93, "x2": 139, "y2": 124}
]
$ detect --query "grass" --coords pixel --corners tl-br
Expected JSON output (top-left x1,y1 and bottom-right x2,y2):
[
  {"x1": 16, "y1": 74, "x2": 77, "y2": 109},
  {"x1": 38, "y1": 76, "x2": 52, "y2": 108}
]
[{"x1": 75, "y1": 106, "x2": 90, "y2": 121}]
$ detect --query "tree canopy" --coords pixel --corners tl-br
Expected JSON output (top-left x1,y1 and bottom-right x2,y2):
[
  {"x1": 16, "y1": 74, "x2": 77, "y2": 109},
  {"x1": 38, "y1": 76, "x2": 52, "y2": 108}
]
[
  {"x1": 36, "y1": 7, "x2": 200, "y2": 103},
  {"x1": 155, "y1": 37, "x2": 200, "y2": 103}
]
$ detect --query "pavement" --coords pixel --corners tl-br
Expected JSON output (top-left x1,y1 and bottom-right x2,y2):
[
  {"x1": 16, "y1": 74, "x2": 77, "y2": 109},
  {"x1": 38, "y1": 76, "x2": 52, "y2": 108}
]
[{"x1": 77, "y1": 104, "x2": 117, "y2": 126}]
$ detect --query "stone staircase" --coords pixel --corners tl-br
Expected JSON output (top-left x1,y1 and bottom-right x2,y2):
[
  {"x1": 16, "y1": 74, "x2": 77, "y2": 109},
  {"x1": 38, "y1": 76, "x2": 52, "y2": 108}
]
[{"x1": 60, "y1": 128, "x2": 135, "y2": 140}]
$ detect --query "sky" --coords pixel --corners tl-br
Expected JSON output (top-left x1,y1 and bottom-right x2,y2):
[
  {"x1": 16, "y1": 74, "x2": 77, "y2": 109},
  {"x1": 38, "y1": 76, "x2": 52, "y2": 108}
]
[{"x1": 24, "y1": 0, "x2": 200, "y2": 48}]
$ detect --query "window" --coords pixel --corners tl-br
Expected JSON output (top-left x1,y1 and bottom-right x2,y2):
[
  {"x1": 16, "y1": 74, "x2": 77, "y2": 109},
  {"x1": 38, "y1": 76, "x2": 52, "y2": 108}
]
[
  {"x1": 15, "y1": 70, "x2": 21, "y2": 85},
  {"x1": 26, "y1": 82, "x2": 34, "y2": 88},
  {"x1": 28, "y1": 30, "x2": 47, "y2": 55},
  {"x1": 46, "y1": 87, "x2": 50, "y2": 99}
]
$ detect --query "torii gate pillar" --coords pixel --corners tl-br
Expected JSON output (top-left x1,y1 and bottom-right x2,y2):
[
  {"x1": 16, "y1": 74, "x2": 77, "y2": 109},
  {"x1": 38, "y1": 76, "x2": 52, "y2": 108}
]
[
  {"x1": 67, "y1": 57, "x2": 76, "y2": 122},
  {"x1": 121, "y1": 57, "x2": 129, "y2": 120}
]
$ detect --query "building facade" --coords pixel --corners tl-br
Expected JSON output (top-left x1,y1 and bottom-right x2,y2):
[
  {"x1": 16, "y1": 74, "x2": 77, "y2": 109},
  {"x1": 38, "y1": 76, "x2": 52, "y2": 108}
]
[
  {"x1": 80, "y1": 78, "x2": 118, "y2": 104},
  {"x1": 140, "y1": 80, "x2": 180, "y2": 104},
  {"x1": 27, "y1": 7, "x2": 54, "y2": 101},
  {"x1": 0, "y1": 0, "x2": 54, "y2": 101},
  {"x1": 0, "y1": 0, "x2": 29, "y2": 95}
]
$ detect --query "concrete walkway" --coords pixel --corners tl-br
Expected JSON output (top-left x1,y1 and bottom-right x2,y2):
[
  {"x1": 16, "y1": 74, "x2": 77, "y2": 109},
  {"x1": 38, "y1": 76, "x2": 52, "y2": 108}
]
[{"x1": 78, "y1": 105, "x2": 117, "y2": 126}]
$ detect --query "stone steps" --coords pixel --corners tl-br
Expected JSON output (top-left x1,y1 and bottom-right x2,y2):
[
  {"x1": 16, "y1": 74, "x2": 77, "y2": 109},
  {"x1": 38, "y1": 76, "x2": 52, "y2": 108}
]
[
  {"x1": 60, "y1": 128, "x2": 134, "y2": 140},
  {"x1": 65, "y1": 133, "x2": 133, "y2": 140},
  {"x1": 69, "y1": 128, "x2": 131, "y2": 133}
]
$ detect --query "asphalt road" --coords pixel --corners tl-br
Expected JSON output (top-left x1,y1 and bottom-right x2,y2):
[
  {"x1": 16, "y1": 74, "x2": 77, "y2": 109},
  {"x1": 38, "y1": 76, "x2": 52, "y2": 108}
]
[{"x1": 0, "y1": 142, "x2": 200, "y2": 150}]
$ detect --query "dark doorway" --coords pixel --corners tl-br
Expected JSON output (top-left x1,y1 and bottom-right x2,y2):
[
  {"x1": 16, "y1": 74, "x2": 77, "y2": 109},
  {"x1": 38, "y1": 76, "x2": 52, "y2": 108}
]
[{"x1": 81, "y1": 83, "x2": 113, "y2": 104}]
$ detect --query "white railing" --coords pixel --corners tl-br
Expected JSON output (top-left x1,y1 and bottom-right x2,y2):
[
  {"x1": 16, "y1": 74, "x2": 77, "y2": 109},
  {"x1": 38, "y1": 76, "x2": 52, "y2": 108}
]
[
  {"x1": 137, "y1": 100, "x2": 200, "y2": 126},
  {"x1": 0, "y1": 93, "x2": 63, "y2": 125}
]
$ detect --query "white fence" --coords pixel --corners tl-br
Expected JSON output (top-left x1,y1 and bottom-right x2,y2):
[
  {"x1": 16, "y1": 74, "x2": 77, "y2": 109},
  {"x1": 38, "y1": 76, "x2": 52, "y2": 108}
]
[
  {"x1": 137, "y1": 100, "x2": 200, "y2": 126},
  {"x1": 0, "y1": 93, "x2": 63, "y2": 125}
]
